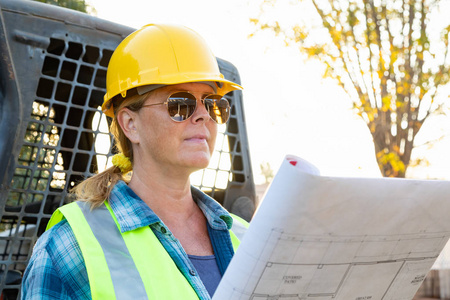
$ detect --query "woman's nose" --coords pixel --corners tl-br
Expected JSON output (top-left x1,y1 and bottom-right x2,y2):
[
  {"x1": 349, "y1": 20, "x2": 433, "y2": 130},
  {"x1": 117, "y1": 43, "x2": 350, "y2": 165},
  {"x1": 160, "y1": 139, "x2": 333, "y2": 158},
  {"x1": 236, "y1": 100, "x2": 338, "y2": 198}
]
[{"x1": 191, "y1": 99, "x2": 210, "y2": 124}]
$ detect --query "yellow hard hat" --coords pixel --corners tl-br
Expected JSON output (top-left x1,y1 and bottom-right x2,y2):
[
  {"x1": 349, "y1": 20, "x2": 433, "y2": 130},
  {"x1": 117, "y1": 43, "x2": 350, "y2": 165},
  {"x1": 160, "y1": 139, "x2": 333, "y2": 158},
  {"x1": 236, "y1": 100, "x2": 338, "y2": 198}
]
[{"x1": 102, "y1": 23, "x2": 243, "y2": 117}]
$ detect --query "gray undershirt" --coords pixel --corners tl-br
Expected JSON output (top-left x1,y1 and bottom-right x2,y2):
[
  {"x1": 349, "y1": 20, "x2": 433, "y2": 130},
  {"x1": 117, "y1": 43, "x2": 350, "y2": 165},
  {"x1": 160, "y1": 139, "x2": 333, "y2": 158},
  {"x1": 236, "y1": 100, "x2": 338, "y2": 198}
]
[{"x1": 188, "y1": 254, "x2": 222, "y2": 297}]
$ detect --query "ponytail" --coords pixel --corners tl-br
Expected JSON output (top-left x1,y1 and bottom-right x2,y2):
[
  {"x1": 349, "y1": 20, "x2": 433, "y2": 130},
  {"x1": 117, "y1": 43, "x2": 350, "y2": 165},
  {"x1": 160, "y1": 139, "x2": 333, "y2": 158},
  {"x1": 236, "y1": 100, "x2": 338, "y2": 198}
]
[
  {"x1": 71, "y1": 166, "x2": 127, "y2": 208},
  {"x1": 70, "y1": 90, "x2": 150, "y2": 207}
]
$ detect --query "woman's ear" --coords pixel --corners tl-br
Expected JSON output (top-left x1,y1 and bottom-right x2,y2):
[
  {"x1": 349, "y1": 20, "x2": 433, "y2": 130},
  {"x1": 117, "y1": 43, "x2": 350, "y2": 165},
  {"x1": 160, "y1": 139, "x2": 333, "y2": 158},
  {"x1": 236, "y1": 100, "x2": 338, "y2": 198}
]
[{"x1": 117, "y1": 108, "x2": 140, "y2": 144}]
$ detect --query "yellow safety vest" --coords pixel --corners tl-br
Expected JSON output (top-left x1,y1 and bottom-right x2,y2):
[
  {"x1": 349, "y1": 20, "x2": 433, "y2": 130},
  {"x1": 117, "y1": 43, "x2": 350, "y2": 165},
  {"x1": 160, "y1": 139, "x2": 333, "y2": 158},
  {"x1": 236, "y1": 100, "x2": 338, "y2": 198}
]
[{"x1": 46, "y1": 201, "x2": 248, "y2": 300}]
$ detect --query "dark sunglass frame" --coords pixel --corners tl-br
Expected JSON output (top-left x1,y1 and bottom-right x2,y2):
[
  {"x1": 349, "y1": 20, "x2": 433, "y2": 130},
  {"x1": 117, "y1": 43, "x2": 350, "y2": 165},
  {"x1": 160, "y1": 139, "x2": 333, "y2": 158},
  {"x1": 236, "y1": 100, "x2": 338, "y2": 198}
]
[{"x1": 141, "y1": 91, "x2": 230, "y2": 124}]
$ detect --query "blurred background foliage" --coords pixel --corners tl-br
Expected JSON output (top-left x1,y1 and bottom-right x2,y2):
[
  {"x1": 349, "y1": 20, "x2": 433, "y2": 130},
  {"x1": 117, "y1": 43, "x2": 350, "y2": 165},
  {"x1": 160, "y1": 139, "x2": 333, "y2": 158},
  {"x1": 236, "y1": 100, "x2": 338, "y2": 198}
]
[{"x1": 251, "y1": 0, "x2": 450, "y2": 178}]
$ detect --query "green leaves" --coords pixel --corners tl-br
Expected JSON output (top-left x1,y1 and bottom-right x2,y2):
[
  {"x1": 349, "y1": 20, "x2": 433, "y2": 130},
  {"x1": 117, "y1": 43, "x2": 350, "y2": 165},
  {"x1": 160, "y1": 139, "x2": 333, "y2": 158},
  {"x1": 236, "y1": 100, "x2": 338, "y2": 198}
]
[{"x1": 33, "y1": 0, "x2": 93, "y2": 14}]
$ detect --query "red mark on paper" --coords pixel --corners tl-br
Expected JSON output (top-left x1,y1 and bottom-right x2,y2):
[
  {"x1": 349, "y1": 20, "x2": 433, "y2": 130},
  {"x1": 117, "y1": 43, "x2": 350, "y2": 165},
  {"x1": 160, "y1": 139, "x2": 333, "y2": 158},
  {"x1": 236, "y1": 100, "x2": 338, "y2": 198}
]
[{"x1": 289, "y1": 160, "x2": 298, "y2": 166}]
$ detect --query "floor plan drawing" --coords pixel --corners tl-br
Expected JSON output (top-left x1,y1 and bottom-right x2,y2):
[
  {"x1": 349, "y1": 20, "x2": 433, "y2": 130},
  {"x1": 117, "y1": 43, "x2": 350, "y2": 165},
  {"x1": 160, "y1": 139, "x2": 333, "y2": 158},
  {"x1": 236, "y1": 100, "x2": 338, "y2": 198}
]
[
  {"x1": 214, "y1": 155, "x2": 450, "y2": 300},
  {"x1": 246, "y1": 229, "x2": 445, "y2": 300}
]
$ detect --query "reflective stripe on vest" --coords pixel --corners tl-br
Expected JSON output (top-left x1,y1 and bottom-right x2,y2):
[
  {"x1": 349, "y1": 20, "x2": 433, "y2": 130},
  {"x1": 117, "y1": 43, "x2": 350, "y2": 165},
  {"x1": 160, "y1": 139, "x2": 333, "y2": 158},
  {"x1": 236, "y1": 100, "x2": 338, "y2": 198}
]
[
  {"x1": 229, "y1": 213, "x2": 249, "y2": 250},
  {"x1": 47, "y1": 201, "x2": 248, "y2": 300}
]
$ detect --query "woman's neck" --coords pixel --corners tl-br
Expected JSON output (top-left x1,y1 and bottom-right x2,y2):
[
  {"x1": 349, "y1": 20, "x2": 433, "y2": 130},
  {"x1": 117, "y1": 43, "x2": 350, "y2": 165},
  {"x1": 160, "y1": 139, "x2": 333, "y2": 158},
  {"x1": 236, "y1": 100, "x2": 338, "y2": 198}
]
[
  {"x1": 127, "y1": 166, "x2": 196, "y2": 220},
  {"x1": 127, "y1": 167, "x2": 213, "y2": 255}
]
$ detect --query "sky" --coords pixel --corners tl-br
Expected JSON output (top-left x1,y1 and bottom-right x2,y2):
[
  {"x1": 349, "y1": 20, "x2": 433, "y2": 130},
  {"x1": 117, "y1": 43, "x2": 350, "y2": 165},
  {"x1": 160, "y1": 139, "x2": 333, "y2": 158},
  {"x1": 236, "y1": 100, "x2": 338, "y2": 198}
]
[{"x1": 86, "y1": 0, "x2": 450, "y2": 184}]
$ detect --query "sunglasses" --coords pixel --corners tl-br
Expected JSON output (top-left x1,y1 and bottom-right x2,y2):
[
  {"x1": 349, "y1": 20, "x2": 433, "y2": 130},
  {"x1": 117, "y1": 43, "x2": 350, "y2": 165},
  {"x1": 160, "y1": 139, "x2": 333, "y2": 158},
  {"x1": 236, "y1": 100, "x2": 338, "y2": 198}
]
[{"x1": 141, "y1": 91, "x2": 230, "y2": 124}]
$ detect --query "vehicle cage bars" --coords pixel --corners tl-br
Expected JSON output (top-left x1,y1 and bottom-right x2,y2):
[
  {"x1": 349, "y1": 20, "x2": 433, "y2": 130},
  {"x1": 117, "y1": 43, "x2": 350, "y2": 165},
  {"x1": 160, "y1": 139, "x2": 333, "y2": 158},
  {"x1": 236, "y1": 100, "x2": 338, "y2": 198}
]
[{"x1": 0, "y1": 0, "x2": 256, "y2": 297}]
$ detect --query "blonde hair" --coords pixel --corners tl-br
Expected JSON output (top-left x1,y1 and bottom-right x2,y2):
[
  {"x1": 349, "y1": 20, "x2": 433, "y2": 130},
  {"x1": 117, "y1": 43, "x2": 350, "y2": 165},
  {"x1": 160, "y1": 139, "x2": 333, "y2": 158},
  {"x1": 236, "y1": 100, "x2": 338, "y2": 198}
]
[{"x1": 71, "y1": 91, "x2": 150, "y2": 207}]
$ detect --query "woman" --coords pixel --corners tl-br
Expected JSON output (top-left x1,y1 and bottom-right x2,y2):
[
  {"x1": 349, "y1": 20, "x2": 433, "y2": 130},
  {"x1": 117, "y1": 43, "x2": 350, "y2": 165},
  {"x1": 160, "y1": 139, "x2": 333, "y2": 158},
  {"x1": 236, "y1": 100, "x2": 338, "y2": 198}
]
[{"x1": 22, "y1": 24, "x2": 247, "y2": 300}]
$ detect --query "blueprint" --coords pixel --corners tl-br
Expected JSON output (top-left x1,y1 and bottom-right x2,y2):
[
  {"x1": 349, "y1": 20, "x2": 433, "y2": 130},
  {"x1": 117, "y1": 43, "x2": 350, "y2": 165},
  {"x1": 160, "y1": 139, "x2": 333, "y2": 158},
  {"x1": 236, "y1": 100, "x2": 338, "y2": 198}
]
[{"x1": 214, "y1": 155, "x2": 450, "y2": 300}]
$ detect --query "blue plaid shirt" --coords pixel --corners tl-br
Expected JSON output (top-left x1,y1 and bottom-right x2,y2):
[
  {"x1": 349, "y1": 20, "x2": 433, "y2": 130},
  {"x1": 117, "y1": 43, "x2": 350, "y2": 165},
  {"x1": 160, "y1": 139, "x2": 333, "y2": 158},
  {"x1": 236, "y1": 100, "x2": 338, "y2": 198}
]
[{"x1": 22, "y1": 181, "x2": 236, "y2": 300}]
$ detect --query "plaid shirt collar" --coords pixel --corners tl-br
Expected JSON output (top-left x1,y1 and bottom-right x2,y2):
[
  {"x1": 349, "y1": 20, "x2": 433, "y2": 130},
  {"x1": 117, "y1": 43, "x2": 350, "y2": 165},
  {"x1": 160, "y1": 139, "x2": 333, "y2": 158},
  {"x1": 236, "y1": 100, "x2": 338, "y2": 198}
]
[{"x1": 108, "y1": 180, "x2": 232, "y2": 233}]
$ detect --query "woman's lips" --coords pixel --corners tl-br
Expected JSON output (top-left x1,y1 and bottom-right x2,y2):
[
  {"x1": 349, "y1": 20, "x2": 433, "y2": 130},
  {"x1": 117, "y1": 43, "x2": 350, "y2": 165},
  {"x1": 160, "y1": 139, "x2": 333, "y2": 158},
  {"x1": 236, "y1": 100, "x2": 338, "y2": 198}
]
[{"x1": 185, "y1": 135, "x2": 208, "y2": 143}]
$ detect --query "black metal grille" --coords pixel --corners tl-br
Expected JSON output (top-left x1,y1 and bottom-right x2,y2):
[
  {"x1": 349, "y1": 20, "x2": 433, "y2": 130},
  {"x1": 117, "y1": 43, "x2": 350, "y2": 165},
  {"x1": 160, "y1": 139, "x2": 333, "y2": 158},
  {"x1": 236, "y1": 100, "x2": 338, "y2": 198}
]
[{"x1": 1, "y1": 39, "x2": 114, "y2": 286}]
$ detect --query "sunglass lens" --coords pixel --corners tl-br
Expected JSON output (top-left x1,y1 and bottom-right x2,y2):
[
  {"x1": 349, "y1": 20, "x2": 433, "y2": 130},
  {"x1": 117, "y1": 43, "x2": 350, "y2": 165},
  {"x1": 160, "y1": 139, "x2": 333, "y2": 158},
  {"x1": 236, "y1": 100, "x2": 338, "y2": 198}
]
[
  {"x1": 205, "y1": 95, "x2": 230, "y2": 124},
  {"x1": 167, "y1": 92, "x2": 197, "y2": 122}
]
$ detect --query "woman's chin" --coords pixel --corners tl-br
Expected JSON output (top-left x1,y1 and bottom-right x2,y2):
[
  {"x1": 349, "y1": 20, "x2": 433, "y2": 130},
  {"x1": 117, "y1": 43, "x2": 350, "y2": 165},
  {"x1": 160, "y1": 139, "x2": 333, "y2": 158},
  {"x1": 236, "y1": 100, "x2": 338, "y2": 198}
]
[{"x1": 182, "y1": 154, "x2": 211, "y2": 171}]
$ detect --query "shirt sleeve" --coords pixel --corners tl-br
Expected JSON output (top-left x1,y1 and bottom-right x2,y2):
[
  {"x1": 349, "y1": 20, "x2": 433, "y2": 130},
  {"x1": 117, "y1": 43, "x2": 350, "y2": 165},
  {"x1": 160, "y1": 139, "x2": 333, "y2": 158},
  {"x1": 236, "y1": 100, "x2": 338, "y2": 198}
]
[
  {"x1": 21, "y1": 246, "x2": 68, "y2": 299},
  {"x1": 21, "y1": 220, "x2": 91, "y2": 300}
]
